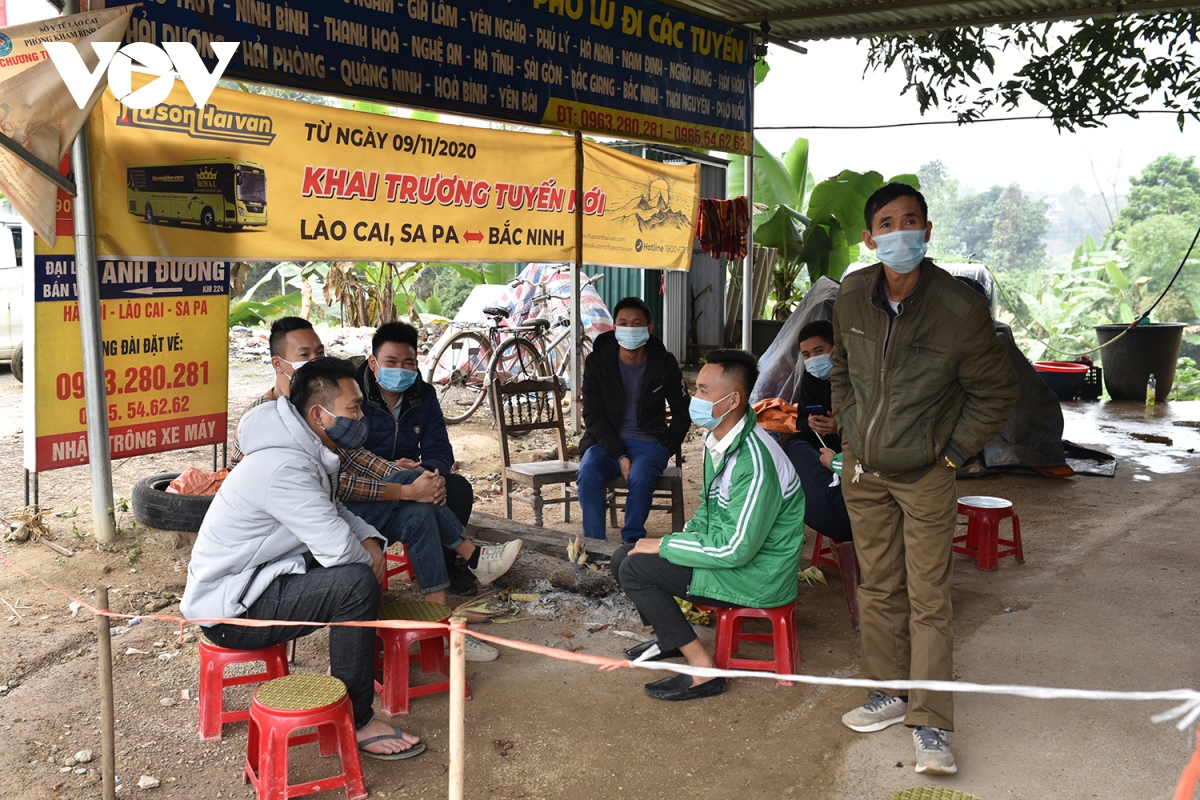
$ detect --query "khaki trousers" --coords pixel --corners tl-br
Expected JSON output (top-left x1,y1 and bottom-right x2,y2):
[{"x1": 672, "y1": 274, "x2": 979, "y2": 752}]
[{"x1": 841, "y1": 449, "x2": 957, "y2": 730}]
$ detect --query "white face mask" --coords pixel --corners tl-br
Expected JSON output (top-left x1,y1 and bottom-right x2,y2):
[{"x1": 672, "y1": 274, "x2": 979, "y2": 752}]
[{"x1": 279, "y1": 358, "x2": 310, "y2": 380}]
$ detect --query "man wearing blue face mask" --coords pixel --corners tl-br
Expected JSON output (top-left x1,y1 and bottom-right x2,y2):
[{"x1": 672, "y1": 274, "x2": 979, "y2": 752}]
[
  {"x1": 355, "y1": 322, "x2": 521, "y2": 609},
  {"x1": 783, "y1": 319, "x2": 852, "y2": 543},
  {"x1": 577, "y1": 297, "x2": 690, "y2": 543},
  {"x1": 832, "y1": 183, "x2": 1018, "y2": 776}
]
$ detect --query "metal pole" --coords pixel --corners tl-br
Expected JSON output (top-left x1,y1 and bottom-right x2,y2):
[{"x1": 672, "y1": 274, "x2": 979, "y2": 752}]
[
  {"x1": 96, "y1": 586, "x2": 116, "y2": 800},
  {"x1": 741, "y1": 61, "x2": 756, "y2": 353},
  {"x1": 71, "y1": 121, "x2": 116, "y2": 545},
  {"x1": 570, "y1": 131, "x2": 584, "y2": 434},
  {"x1": 447, "y1": 615, "x2": 467, "y2": 800},
  {"x1": 64, "y1": 0, "x2": 117, "y2": 546}
]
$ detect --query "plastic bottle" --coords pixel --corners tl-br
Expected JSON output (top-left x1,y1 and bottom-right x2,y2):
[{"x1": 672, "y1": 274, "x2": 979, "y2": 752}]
[{"x1": 1146, "y1": 374, "x2": 1157, "y2": 406}]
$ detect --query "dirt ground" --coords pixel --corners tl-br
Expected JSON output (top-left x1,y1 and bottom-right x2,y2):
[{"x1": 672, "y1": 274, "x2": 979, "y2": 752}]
[{"x1": 0, "y1": 346, "x2": 1197, "y2": 800}]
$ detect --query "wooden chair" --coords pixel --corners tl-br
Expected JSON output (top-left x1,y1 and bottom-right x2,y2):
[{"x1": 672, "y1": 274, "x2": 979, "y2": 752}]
[
  {"x1": 490, "y1": 376, "x2": 579, "y2": 527},
  {"x1": 604, "y1": 445, "x2": 686, "y2": 533}
]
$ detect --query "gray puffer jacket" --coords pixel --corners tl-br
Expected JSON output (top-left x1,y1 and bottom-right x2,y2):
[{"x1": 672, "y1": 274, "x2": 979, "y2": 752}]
[{"x1": 181, "y1": 397, "x2": 384, "y2": 624}]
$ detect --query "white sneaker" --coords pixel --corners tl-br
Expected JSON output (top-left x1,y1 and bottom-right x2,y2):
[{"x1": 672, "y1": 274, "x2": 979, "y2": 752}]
[
  {"x1": 468, "y1": 540, "x2": 523, "y2": 586},
  {"x1": 841, "y1": 691, "x2": 909, "y2": 732},
  {"x1": 464, "y1": 636, "x2": 498, "y2": 662},
  {"x1": 913, "y1": 726, "x2": 957, "y2": 775}
]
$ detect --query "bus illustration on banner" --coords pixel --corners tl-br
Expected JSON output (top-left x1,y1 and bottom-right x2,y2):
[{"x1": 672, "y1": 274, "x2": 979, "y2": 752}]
[{"x1": 126, "y1": 158, "x2": 267, "y2": 230}]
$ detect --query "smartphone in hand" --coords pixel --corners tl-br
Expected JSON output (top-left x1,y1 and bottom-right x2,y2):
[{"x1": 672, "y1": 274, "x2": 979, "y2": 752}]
[{"x1": 806, "y1": 404, "x2": 827, "y2": 417}]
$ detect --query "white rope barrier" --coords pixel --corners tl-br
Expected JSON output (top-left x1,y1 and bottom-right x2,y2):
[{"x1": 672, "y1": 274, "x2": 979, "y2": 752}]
[{"x1": 627, "y1": 645, "x2": 1200, "y2": 731}]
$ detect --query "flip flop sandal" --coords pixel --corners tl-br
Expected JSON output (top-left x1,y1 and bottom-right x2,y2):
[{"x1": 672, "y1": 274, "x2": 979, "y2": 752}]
[{"x1": 358, "y1": 727, "x2": 427, "y2": 761}]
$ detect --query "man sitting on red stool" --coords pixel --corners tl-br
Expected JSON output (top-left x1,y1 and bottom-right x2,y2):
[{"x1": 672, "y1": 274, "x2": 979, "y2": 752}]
[
  {"x1": 182, "y1": 357, "x2": 424, "y2": 760},
  {"x1": 610, "y1": 349, "x2": 806, "y2": 701}
]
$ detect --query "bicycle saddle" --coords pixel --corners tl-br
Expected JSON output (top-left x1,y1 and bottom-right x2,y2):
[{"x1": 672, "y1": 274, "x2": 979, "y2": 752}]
[
  {"x1": 521, "y1": 317, "x2": 551, "y2": 332},
  {"x1": 483, "y1": 306, "x2": 510, "y2": 318}
]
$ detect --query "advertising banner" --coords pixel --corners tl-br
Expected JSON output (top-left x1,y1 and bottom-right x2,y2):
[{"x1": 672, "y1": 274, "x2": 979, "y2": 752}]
[
  {"x1": 90, "y1": 79, "x2": 700, "y2": 270},
  {"x1": 24, "y1": 234, "x2": 230, "y2": 472},
  {"x1": 0, "y1": 7, "x2": 134, "y2": 244},
  {"x1": 108, "y1": 0, "x2": 752, "y2": 154}
]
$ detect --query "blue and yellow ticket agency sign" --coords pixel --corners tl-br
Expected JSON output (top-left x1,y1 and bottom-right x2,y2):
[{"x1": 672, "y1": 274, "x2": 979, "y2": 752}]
[{"x1": 109, "y1": 0, "x2": 753, "y2": 154}]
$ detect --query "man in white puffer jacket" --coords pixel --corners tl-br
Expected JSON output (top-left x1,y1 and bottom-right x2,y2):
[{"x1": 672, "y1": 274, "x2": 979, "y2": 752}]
[{"x1": 182, "y1": 357, "x2": 425, "y2": 761}]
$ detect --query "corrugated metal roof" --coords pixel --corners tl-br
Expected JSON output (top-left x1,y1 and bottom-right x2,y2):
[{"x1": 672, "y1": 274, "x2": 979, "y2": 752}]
[{"x1": 666, "y1": 0, "x2": 1199, "y2": 41}]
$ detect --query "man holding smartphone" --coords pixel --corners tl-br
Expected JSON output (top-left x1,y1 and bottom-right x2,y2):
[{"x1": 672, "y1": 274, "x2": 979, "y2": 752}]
[{"x1": 783, "y1": 320, "x2": 853, "y2": 542}]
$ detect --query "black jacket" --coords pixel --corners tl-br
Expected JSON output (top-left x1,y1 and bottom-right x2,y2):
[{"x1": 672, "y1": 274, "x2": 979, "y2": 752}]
[
  {"x1": 579, "y1": 331, "x2": 690, "y2": 459},
  {"x1": 354, "y1": 361, "x2": 455, "y2": 474},
  {"x1": 792, "y1": 372, "x2": 842, "y2": 453}
]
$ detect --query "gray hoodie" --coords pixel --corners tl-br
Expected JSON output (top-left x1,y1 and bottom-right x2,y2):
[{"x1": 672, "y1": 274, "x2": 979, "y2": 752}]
[{"x1": 181, "y1": 397, "x2": 384, "y2": 624}]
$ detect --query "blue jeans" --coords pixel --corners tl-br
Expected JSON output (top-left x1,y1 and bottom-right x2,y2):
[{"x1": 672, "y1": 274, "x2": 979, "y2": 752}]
[
  {"x1": 784, "y1": 438, "x2": 853, "y2": 541},
  {"x1": 343, "y1": 469, "x2": 466, "y2": 595},
  {"x1": 577, "y1": 439, "x2": 670, "y2": 542}
]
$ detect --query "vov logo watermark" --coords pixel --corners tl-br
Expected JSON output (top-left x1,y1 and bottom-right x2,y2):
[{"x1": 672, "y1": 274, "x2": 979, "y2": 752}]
[{"x1": 44, "y1": 41, "x2": 239, "y2": 110}]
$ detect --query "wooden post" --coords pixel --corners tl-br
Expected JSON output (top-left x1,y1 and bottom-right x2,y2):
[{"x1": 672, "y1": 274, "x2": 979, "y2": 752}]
[
  {"x1": 448, "y1": 614, "x2": 467, "y2": 800},
  {"x1": 96, "y1": 586, "x2": 116, "y2": 800},
  {"x1": 571, "y1": 130, "x2": 585, "y2": 434}
]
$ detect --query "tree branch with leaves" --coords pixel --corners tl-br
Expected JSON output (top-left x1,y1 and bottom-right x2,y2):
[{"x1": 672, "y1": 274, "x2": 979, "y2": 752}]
[{"x1": 865, "y1": 13, "x2": 1200, "y2": 131}]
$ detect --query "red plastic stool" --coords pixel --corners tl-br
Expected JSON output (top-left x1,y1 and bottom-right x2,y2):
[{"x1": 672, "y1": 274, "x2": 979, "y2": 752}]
[
  {"x1": 809, "y1": 532, "x2": 840, "y2": 570},
  {"x1": 710, "y1": 603, "x2": 801, "y2": 686},
  {"x1": 954, "y1": 495, "x2": 1025, "y2": 571},
  {"x1": 243, "y1": 673, "x2": 366, "y2": 800},
  {"x1": 381, "y1": 547, "x2": 415, "y2": 590},
  {"x1": 374, "y1": 600, "x2": 470, "y2": 716},
  {"x1": 198, "y1": 638, "x2": 290, "y2": 741}
]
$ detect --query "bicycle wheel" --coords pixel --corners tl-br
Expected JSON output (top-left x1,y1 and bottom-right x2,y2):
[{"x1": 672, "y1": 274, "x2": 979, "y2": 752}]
[
  {"x1": 488, "y1": 336, "x2": 549, "y2": 386},
  {"x1": 426, "y1": 330, "x2": 492, "y2": 423},
  {"x1": 550, "y1": 333, "x2": 593, "y2": 387}
]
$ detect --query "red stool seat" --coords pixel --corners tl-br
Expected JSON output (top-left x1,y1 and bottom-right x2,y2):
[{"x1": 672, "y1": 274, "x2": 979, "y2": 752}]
[
  {"x1": 954, "y1": 495, "x2": 1025, "y2": 571},
  {"x1": 374, "y1": 600, "x2": 470, "y2": 716},
  {"x1": 706, "y1": 603, "x2": 800, "y2": 687},
  {"x1": 198, "y1": 638, "x2": 290, "y2": 741},
  {"x1": 243, "y1": 673, "x2": 366, "y2": 800},
  {"x1": 381, "y1": 548, "x2": 415, "y2": 590}
]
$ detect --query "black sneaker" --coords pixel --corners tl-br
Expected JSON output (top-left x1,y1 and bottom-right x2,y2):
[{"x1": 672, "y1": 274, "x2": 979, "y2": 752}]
[{"x1": 446, "y1": 564, "x2": 477, "y2": 595}]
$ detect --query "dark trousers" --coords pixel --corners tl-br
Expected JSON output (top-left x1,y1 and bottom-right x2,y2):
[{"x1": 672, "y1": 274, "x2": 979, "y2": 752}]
[
  {"x1": 612, "y1": 544, "x2": 733, "y2": 651},
  {"x1": 785, "y1": 438, "x2": 853, "y2": 541},
  {"x1": 205, "y1": 563, "x2": 380, "y2": 729}
]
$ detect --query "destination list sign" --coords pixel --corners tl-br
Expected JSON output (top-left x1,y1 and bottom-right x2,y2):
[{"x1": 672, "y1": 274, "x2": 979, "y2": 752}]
[{"x1": 110, "y1": 0, "x2": 754, "y2": 154}]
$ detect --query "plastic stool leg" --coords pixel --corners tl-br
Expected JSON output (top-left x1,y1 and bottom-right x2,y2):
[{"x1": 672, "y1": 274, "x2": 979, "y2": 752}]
[
  {"x1": 810, "y1": 532, "x2": 824, "y2": 569},
  {"x1": 772, "y1": 609, "x2": 796, "y2": 687},
  {"x1": 198, "y1": 658, "x2": 224, "y2": 741},
  {"x1": 335, "y1": 710, "x2": 369, "y2": 800},
  {"x1": 262, "y1": 724, "x2": 290, "y2": 800},
  {"x1": 835, "y1": 540, "x2": 861, "y2": 631},
  {"x1": 978, "y1": 518, "x2": 999, "y2": 570}
]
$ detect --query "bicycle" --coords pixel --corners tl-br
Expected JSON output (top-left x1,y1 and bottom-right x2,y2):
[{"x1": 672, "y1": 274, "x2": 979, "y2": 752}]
[
  {"x1": 486, "y1": 272, "x2": 602, "y2": 389},
  {"x1": 423, "y1": 301, "x2": 539, "y2": 425}
]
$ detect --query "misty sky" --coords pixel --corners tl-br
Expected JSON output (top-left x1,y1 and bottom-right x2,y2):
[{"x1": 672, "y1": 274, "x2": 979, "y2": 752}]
[{"x1": 755, "y1": 40, "x2": 1200, "y2": 199}]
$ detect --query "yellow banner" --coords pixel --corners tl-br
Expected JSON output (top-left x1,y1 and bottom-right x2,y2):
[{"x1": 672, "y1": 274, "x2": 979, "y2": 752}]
[
  {"x1": 89, "y1": 81, "x2": 698, "y2": 271},
  {"x1": 26, "y1": 235, "x2": 230, "y2": 472}
]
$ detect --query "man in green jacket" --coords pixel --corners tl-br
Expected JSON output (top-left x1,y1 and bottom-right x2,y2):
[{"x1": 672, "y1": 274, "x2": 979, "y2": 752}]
[
  {"x1": 611, "y1": 349, "x2": 806, "y2": 702},
  {"x1": 831, "y1": 183, "x2": 1018, "y2": 775}
]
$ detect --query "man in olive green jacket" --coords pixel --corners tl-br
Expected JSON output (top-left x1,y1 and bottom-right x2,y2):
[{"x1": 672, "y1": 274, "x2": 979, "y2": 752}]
[{"x1": 831, "y1": 183, "x2": 1018, "y2": 776}]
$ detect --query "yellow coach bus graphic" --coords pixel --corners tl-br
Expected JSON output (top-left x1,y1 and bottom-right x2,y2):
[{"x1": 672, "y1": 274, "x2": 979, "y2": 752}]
[{"x1": 127, "y1": 158, "x2": 267, "y2": 231}]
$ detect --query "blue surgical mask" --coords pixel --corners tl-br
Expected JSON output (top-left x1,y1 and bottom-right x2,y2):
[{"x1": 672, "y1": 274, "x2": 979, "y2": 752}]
[
  {"x1": 614, "y1": 326, "x2": 650, "y2": 350},
  {"x1": 872, "y1": 229, "x2": 928, "y2": 274},
  {"x1": 689, "y1": 391, "x2": 733, "y2": 430},
  {"x1": 319, "y1": 406, "x2": 369, "y2": 449},
  {"x1": 804, "y1": 353, "x2": 833, "y2": 380},
  {"x1": 377, "y1": 366, "x2": 418, "y2": 393}
]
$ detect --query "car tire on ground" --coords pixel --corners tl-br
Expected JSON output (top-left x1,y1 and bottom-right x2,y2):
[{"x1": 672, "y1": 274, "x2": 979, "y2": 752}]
[
  {"x1": 131, "y1": 472, "x2": 213, "y2": 532},
  {"x1": 11, "y1": 341, "x2": 22, "y2": 383}
]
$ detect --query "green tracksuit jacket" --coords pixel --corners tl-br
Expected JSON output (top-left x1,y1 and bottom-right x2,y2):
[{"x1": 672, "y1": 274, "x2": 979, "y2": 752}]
[{"x1": 660, "y1": 409, "x2": 806, "y2": 608}]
